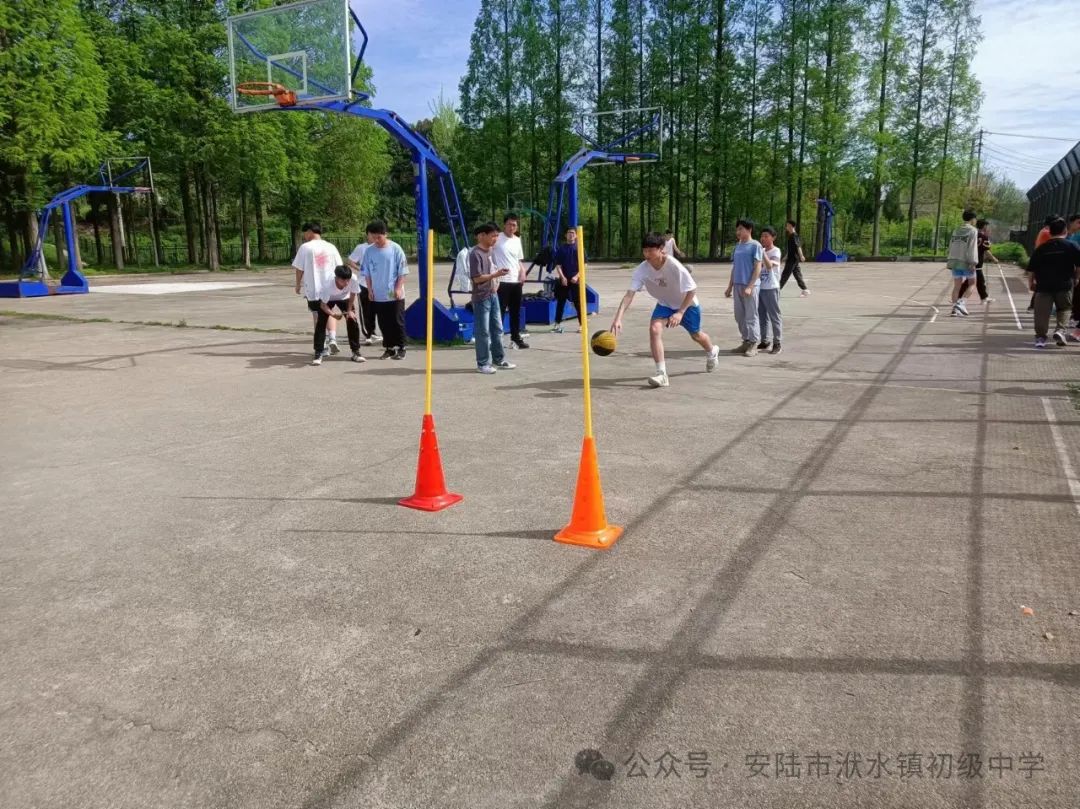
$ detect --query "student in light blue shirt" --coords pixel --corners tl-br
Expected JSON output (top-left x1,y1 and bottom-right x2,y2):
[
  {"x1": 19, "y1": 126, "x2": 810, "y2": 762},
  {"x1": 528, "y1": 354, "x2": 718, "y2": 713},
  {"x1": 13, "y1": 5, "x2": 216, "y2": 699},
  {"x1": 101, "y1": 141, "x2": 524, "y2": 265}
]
[
  {"x1": 360, "y1": 220, "x2": 409, "y2": 360},
  {"x1": 724, "y1": 218, "x2": 764, "y2": 357}
]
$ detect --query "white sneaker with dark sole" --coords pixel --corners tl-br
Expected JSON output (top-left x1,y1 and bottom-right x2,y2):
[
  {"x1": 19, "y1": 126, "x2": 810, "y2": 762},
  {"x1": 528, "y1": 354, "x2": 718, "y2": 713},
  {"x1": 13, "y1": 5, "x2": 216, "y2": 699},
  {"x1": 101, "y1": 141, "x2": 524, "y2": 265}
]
[
  {"x1": 1054, "y1": 331, "x2": 1067, "y2": 347},
  {"x1": 328, "y1": 341, "x2": 340, "y2": 355}
]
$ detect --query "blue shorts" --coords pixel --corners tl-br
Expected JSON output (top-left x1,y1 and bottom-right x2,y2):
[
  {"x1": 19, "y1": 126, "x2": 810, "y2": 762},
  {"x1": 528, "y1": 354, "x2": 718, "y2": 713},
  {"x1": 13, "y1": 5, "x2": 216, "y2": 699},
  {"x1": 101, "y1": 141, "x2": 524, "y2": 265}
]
[
  {"x1": 651, "y1": 303, "x2": 702, "y2": 334},
  {"x1": 948, "y1": 261, "x2": 975, "y2": 280}
]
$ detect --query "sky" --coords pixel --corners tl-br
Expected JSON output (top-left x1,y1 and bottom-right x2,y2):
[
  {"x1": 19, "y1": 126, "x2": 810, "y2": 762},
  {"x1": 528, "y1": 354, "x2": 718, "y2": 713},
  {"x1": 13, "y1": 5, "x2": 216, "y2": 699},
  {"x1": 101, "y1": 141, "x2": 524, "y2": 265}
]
[{"x1": 357, "y1": 0, "x2": 1077, "y2": 194}]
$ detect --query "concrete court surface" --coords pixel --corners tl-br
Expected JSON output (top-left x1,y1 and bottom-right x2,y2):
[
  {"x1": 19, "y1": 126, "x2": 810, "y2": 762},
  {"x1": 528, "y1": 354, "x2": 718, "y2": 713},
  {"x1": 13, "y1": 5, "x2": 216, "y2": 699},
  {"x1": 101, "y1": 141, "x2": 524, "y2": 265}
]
[{"x1": 1, "y1": 260, "x2": 1078, "y2": 809}]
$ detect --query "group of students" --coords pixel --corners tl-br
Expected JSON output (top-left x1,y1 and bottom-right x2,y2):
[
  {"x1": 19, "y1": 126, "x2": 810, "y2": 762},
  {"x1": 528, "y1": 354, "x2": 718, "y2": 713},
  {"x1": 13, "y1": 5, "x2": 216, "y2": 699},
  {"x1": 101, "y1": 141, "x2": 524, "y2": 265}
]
[
  {"x1": 946, "y1": 210, "x2": 1000, "y2": 317},
  {"x1": 291, "y1": 220, "x2": 408, "y2": 366},
  {"x1": 295, "y1": 212, "x2": 812, "y2": 385},
  {"x1": 1024, "y1": 213, "x2": 1080, "y2": 348}
]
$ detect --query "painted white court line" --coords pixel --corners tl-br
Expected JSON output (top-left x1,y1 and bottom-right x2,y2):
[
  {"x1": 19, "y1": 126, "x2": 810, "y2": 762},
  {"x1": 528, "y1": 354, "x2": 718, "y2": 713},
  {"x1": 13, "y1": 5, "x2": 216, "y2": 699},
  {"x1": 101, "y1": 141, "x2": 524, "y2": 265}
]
[
  {"x1": 999, "y1": 266, "x2": 1023, "y2": 331},
  {"x1": 93, "y1": 281, "x2": 273, "y2": 295},
  {"x1": 929, "y1": 305, "x2": 939, "y2": 323},
  {"x1": 1041, "y1": 397, "x2": 1080, "y2": 518}
]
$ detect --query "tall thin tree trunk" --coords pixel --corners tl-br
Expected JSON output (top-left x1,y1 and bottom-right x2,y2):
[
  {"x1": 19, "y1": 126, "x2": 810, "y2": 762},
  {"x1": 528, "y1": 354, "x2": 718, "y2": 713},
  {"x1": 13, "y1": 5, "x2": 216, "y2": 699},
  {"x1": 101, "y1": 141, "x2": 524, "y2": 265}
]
[
  {"x1": 253, "y1": 184, "x2": 268, "y2": 261},
  {"x1": 933, "y1": 25, "x2": 961, "y2": 254},
  {"x1": 240, "y1": 185, "x2": 251, "y2": 268},
  {"x1": 872, "y1": 0, "x2": 893, "y2": 256},
  {"x1": 795, "y1": 0, "x2": 811, "y2": 232},
  {"x1": 906, "y1": 8, "x2": 932, "y2": 254},
  {"x1": 107, "y1": 191, "x2": 125, "y2": 270},
  {"x1": 200, "y1": 168, "x2": 220, "y2": 271},
  {"x1": 90, "y1": 196, "x2": 104, "y2": 266},
  {"x1": 594, "y1": 0, "x2": 605, "y2": 255},
  {"x1": 785, "y1": 0, "x2": 797, "y2": 219},
  {"x1": 708, "y1": 0, "x2": 727, "y2": 259},
  {"x1": 745, "y1": 7, "x2": 761, "y2": 215},
  {"x1": 180, "y1": 167, "x2": 197, "y2": 264}
]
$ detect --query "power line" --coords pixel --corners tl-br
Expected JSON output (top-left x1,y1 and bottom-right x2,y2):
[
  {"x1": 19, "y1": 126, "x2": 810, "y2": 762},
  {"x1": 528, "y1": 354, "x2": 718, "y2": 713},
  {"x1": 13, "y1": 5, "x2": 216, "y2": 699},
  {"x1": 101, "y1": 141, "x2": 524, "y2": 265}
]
[
  {"x1": 984, "y1": 140, "x2": 1057, "y2": 164},
  {"x1": 982, "y1": 129, "x2": 1077, "y2": 144}
]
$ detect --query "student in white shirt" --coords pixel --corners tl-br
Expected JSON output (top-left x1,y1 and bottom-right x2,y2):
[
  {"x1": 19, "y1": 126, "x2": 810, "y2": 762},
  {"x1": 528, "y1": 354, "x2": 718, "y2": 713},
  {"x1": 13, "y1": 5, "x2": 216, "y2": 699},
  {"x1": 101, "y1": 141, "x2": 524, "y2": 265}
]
[
  {"x1": 346, "y1": 233, "x2": 378, "y2": 345},
  {"x1": 311, "y1": 265, "x2": 364, "y2": 366},
  {"x1": 609, "y1": 232, "x2": 721, "y2": 389},
  {"x1": 663, "y1": 229, "x2": 687, "y2": 260},
  {"x1": 757, "y1": 226, "x2": 783, "y2": 355},
  {"x1": 292, "y1": 222, "x2": 344, "y2": 357},
  {"x1": 492, "y1": 214, "x2": 529, "y2": 349}
]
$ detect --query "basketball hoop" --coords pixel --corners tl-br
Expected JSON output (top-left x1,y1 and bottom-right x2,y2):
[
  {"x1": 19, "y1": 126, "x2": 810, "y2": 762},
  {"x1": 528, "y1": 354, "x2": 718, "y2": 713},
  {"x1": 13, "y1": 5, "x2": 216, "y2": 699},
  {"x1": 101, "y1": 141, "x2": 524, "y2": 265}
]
[{"x1": 236, "y1": 82, "x2": 298, "y2": 107}]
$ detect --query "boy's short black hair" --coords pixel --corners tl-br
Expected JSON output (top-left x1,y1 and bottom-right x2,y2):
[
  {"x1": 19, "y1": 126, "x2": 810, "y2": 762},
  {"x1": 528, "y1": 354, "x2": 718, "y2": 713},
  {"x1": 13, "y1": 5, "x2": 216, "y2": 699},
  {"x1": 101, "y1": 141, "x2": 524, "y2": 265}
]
[
  {"x1": 475, "y1": 221, "x2": 499, "y2": 235},
  {"x1": 1049, "y1": 217, "x2": 1067, "y2": 237},
  {"x1": 975, "y1": 218, "x2": 988, "y2": 229},
  {"x1": 503, "y1": 213, "x2": 519, "y2": 223},
  {"x1": 786, "y1": 219, "x2": 797, "y2": 228},
  {"x1": 334, "y1": 265, "x2": 351, "y2": 280},
  {"x1": 302, "y1": 221, "x2": 322, "y2": 235},
  {"x1": 366, "y1": 220, "x2": 388, "y2": 235},
  {"x1": 761, "y1": 226, "x2": 777, "y2": 237},
  {"x1": 736, "y1": 218, "x2": 755, "y2": 232},
  {"x1": 642, "y1": 232, "x2": 665, "y2": 249},
  {"x1": 664, "y1": 229, "x2": 674, "y2": 235},
  {"x1": 962, "y1": 209, "x2": 977, "y2": 223},
  {"x1": 565, "y1": 225, "x2": 577, "y2": 233},
  {"x1": 1045, "y1": 214, "x2": 1060, "y2": 227},
  {"x1": 1069, "y1": 213, "x2": 1080, "y2": 224}
]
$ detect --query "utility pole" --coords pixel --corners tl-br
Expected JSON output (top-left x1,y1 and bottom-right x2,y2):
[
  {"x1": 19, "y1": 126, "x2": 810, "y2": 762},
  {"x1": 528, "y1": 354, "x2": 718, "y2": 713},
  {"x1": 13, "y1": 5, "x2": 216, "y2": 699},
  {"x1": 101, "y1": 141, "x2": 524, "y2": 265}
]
[
  {"x1": 966, "y1": 132, "x2": 976, "y2": 187},
  {"x1": 974, "y1": 128, "x2": 984, "y2": 189}
]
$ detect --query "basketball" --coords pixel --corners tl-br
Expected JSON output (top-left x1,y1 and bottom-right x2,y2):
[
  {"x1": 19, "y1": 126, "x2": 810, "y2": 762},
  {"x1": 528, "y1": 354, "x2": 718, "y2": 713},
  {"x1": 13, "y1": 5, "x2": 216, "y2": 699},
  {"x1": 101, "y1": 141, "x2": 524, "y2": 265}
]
[{"x1": 590, "y1": 330, "x2": 617, "y2": 356}]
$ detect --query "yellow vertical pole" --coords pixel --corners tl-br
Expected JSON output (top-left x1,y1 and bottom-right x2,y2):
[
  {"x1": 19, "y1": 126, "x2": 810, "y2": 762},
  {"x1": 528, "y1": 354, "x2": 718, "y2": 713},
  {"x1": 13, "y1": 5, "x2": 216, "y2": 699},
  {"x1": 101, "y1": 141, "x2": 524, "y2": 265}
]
[
  {"x1": 575, "y1": 225, "x2": 593, "y2": 439},
  {"x1": 425, "y1": 228, "x2": 435, "y2": 416}
]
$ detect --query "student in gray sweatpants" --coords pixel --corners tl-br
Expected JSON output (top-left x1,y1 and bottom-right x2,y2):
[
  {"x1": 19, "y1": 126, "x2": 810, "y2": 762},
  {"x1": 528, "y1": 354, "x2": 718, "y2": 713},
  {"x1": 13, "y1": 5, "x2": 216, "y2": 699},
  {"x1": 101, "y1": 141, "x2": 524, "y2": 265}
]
[
  {"x1": 757, "y1": 226, "x2": 783, "y2": 355},
  {"x1": 725, "y1": 218, "x2": 764, "y2": 357}
]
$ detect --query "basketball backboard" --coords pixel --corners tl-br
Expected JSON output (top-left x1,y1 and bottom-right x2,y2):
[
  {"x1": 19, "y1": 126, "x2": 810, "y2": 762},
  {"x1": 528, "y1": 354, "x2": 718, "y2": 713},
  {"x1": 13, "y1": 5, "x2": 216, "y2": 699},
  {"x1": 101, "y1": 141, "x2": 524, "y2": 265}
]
[
  {"x1": 226, "y1": 0, "x2": 354, "y2": 113},
  {"x1": 576, "y1": 106, "x2": 664, "y2": 163}
]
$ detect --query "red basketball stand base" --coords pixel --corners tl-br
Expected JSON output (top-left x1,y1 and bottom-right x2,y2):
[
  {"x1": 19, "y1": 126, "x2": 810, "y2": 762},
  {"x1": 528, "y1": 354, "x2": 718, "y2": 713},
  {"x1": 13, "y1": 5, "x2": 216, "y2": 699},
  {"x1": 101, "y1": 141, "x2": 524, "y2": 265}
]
[{"x1": 399, "y1": 414, "x2": 463, "y2": 512}]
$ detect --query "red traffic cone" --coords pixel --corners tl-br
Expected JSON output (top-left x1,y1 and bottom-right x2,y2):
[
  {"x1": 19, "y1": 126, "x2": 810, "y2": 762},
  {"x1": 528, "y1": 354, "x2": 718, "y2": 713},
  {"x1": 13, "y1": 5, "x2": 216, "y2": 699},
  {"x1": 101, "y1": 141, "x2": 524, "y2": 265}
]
[
  {"x1": 399, "y1": 414, "x2": 464, "y2": 512},
  {"x1": 555, "y1": 436, "x2": 623, "y2": 549}
]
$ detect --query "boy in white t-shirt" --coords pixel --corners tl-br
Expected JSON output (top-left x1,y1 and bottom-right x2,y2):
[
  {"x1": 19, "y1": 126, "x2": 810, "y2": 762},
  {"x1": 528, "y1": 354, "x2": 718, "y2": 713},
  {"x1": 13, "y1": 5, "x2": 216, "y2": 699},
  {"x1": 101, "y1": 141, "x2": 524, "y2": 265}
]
[
  {"x1": 346, "y1": 233, "x2": 378, "y2": 345},
  {"x1": 610, "y1": 232, "x2": 720, "y2": 388},
  {"x1": 757, "y1": 226, "x2": 783, "y2": 354},
  {"x1": 492, "y1": 214, "x2": 529, "y2": 349},
  {"x1": 292, "y1": 222, "x2": 344, "y2": 357},
  {"x1": 311, "y1": 265, "x2": 364, "y2": 366}
]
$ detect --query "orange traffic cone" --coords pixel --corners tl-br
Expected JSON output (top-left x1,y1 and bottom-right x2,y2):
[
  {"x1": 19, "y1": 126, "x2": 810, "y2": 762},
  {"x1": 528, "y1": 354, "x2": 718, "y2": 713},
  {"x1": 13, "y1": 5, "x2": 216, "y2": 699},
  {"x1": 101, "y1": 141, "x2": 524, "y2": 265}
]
[
  {"x1": 555, "y1": 436, "x2": 623, "y2": 549},
  {"x1": 399, "y1": 414, "x2": 464, "y2": 512}
]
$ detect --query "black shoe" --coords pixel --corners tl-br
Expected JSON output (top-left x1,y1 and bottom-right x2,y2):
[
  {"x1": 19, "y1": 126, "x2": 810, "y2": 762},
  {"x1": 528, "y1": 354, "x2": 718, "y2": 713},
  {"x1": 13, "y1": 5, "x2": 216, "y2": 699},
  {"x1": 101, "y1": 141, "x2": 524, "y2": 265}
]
[
  {"x1": 392, "y1": 347, "x2": 406, "y2": 360},
  {"x1": 380, "y1": 349, "x2": 395, "y2": 360},
  {"x1": 757, "y1": 341, "x2": 771, "y2": 350},
  {"x1": 770, "y1": 342, "x2": 782, "y2": 355},
  {"x1": 513, "y1": 338, "x2": 530, "y2": 350}
]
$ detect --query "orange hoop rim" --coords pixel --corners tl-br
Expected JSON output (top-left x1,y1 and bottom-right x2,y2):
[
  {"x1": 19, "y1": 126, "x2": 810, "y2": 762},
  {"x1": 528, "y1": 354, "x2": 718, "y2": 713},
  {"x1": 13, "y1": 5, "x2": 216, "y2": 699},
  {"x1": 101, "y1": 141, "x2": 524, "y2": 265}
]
[{"x1": 235, "y1": 82, "x2": 297, "y2": 106}]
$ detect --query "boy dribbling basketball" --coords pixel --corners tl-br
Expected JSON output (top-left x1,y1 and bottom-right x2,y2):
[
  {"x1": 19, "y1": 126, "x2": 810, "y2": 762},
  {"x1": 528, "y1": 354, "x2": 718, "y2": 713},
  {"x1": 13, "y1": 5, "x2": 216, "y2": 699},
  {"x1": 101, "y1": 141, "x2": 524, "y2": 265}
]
[{"x1": 609, "y1": 232, "x2": 720, "y2": 388}]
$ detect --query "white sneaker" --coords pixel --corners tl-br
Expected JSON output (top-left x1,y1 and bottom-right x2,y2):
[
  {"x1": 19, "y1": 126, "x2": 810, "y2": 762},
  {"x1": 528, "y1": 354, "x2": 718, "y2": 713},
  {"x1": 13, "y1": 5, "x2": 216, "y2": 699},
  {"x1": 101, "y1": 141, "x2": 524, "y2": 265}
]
[
  {"x1": 982, "y1": 297, "x2": 994, "y2": 304},
  {"x1": 954, "y1": 300, "x2": 969, "y2": 315},
  {"x1": 495, "y1": 360, "x2": 517, "y2": 369},
  {"x1": 327, "y1": 340, "x2": 340, "y2": 355},
  {"x1": 551, "y1": 324, "x2": 564, "y2": 333},
  {"x1": 508, "y1": 341, "x2": 519, "y2": 350},
  {"x1": 1054, "y1": 330, "x2": 1067, "y2": 347},
  {"x1": 647, "y1": 372, "x2": 670, "y2": 388},
  {"x1": 362, "y1": 336, "x2": 374, "y2": 345},
  {"x1": 706, "y1": 346, "x2": 720, "y2": 372},
  {"x1": 477, "y1": 365, "x2": 496, "y2": 374},
  {"x1": 800, "y1": 289, "x2": 811, "y2": 297},
  {"x1": 311, "y1": 355, "x2": 323, "y2": 366},
  {"x1": 351, "y1": 352, "x2": 365, "y2": 363}
]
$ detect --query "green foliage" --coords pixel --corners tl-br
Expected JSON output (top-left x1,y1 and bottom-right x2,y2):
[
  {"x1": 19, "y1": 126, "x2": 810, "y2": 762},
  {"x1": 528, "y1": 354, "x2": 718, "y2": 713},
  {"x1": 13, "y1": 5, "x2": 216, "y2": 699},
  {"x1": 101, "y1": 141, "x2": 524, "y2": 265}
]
[{"x1": 993, "y1": 241, "x2": 1028, "y2": 267}]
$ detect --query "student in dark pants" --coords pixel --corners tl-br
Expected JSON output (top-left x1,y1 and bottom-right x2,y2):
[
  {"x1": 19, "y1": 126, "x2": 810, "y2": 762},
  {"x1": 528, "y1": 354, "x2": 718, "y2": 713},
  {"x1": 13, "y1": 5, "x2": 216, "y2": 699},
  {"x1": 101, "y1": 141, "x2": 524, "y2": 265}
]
[
  {"x1": 552, "y1": 227, "x2": 584, "y2": 333},
  {"x1": 311, "y1": 265, "x2": 364, "y2": 366},
  {"x1": 359, "y1": 220, "x2": 409, "y2": 360},
  {"x1": 346, "y1": 234, "x2": 378, "y2": 344},
  {"x1": 780, "y1": 219, "x2": 810, "y2": 295},
  {"x1": 1028, "y1": 217, "x2": 1080, "y2": 348},
  {"x1": 493, "y1": 214, "x2": 529, "y2": 349},
  {"x1": 959, "y1": 219, "x2": 998, "y2": 304}
]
